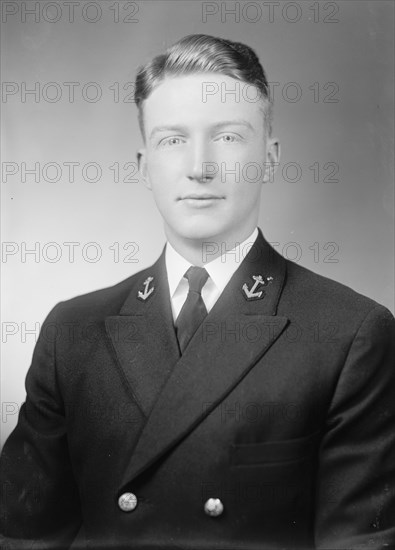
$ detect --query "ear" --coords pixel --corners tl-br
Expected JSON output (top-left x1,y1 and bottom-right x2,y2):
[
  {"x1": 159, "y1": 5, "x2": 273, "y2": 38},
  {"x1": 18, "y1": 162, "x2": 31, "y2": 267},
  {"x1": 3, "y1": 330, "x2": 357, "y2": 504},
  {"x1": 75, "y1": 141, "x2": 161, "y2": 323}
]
[
  {"x1": 137, "y1": 148, "x2": 151, "y2": 189},
  {"x1": 262, "y1": 138, "x2": 280, "y2": 183}
]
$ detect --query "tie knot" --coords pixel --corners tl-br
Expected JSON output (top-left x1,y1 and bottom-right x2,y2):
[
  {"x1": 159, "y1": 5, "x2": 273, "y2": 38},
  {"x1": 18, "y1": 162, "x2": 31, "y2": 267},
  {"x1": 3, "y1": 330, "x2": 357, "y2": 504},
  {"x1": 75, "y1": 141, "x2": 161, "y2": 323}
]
[{"x1": 185, "y1": 266, "x2": 209, "y2": 294}]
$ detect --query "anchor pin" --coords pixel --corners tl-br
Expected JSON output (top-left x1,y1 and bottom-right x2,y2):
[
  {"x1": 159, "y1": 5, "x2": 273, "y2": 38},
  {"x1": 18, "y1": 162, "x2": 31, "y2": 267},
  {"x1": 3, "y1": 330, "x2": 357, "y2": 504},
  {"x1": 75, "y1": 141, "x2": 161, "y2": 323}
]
[
  {"x1": 242, "y1": 275, "x2": 273, "y2": 301},
  {"x1": 137, "y1": 276, "x2": 155, "y2": 301}
]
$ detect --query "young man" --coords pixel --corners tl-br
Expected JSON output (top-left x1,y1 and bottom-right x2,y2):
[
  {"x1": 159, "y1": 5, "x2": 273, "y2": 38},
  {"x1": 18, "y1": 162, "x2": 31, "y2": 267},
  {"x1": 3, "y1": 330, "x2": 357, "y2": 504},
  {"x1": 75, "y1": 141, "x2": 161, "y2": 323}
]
[{"x1": 1, "y1": 34, "x2": 394, "y2": 550}]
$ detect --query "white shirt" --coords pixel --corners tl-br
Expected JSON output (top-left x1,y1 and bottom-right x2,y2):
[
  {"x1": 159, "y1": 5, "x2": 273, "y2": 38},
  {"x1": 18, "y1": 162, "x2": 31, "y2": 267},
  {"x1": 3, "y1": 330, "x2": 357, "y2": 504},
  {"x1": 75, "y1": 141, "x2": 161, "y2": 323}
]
[{"x1": 165, "y1": 228, "x2": 259, "y2": 322}]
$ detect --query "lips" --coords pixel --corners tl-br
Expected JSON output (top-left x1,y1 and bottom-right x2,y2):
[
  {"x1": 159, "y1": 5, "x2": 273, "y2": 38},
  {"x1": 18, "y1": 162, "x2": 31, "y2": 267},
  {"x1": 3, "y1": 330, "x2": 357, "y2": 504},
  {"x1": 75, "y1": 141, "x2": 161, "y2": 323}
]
[{"x1": 179, "y1": 194, "x2": 224, "y2": 200}]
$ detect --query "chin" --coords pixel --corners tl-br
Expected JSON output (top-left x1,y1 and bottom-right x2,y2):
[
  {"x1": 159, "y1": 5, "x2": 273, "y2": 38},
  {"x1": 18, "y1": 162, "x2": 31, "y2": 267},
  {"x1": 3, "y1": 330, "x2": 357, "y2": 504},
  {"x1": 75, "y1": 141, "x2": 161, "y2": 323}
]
[{"x1": 174, "y1": 219, "x2": 228, "y2": 242}]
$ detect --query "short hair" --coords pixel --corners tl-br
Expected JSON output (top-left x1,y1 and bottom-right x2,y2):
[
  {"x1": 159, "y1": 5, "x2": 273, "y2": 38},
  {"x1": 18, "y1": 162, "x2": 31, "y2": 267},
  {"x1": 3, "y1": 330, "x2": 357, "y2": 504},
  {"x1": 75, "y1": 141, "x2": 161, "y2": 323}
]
[{"x1": 134, "y1": 34, "x2": 272, "y2": 141}]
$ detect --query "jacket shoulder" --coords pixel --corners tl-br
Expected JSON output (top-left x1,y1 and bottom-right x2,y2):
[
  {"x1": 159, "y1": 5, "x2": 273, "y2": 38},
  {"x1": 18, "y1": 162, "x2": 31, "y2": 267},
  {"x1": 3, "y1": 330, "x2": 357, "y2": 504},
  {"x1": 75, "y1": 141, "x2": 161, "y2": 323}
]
[
  {"x1": 49, "y1": 265, "x2": 153, "y2": 322},
  {"x1": 283, "y1": 259, "x2": 393, "y2": 323}
]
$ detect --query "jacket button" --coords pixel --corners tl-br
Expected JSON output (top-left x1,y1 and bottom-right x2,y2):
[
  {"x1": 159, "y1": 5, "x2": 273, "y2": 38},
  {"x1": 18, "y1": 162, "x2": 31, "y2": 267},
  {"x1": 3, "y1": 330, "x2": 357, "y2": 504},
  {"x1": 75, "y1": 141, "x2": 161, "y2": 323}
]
[
  {"x1": 118, "y1": 492, "x2": 138, "y2": 512},
  {"x1": 204, "y1": 498, "x2": 224, "y2": 517}
]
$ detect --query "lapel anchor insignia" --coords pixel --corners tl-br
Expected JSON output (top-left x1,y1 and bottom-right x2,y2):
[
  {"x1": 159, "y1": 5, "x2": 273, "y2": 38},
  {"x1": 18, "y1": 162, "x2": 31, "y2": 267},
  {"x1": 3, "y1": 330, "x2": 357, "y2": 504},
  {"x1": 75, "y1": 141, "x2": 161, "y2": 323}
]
[
  {"x1": 242, "y1": 275, "x2": 273, "y2": 301},
  {"x1": 137, "y1": 276, "x2": 155, "y2": 301}
]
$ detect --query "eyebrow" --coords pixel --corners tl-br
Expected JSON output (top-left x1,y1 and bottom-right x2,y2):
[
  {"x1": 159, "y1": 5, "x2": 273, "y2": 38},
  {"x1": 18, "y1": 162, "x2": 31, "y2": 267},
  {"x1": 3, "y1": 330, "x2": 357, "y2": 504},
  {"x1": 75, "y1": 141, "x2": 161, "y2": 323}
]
[{"x1": 149, "y1": 119, "x2": 255, "y2": 140}]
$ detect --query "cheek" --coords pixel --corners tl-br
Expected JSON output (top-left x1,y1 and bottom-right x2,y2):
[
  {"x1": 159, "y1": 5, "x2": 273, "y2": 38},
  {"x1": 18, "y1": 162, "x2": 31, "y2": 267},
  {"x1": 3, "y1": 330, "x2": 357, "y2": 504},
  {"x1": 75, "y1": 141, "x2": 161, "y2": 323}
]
[
  {"x1": 221, "y1": 146, "x2": 266, "y2": 177},
  {"x1": 239, "y1": 148, "x2": 268, "y2": 188},
  {"x1": 235, "y1": 186, "x2": 260, "y2": 208},
  {"x1": 227, "y1": 178, "x2": 262, "y2": 216},
  {"x1": 150, "y1": 183, "x2": 171, "y2": 207},
  {"x1": 147, "y1": 153, "x2": 185, "y2": 185}
]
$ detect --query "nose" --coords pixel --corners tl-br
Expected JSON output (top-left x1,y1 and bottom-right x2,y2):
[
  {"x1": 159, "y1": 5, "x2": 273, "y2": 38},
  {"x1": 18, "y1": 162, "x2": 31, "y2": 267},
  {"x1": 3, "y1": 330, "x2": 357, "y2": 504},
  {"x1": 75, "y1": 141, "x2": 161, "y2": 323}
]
[{"x1": 186, "y1": 140, "x2": 215, "y2": 183}]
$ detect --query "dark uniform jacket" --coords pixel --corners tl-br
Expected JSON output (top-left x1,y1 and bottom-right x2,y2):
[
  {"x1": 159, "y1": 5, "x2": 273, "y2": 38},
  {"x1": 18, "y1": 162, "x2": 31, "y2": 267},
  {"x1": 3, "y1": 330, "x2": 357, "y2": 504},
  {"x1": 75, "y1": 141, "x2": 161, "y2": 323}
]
[{"x1": 1, "y1": 230, "x2": 394, "y2": 550}]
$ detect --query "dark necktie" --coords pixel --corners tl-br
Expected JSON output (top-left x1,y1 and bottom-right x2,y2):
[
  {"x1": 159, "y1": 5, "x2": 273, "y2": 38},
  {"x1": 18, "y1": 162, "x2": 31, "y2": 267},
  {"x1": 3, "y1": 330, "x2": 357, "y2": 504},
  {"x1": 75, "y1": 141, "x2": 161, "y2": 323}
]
[{"x1": 175, "y1": 266, "x2": 209, "y2": 354}]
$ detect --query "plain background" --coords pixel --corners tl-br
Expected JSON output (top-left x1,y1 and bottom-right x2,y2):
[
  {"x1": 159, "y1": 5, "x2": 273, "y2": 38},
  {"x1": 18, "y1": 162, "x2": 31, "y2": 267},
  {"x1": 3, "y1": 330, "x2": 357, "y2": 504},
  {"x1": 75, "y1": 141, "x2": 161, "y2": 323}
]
[{"x1": 1, "y1": 0, "x2": 394, "y2": 446}]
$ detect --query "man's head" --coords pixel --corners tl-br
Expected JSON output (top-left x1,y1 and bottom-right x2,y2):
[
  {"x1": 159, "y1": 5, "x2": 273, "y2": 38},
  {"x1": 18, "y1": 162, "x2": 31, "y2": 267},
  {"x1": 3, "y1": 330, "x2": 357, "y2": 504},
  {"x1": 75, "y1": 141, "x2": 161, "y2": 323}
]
[
  {"x1": 135, "y1": 34, "x2": 273, "y2": 141},
  {"x1": 134, "y1": 34, "x2": 280, "y2": 251}
]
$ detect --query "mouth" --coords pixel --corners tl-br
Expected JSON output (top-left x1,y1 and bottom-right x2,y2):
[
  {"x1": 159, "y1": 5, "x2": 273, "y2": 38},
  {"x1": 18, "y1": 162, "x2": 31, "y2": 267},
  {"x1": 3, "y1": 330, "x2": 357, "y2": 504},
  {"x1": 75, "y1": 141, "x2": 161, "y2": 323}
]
[
  {"x1": 178, "y1": 194, "x2": 225, "y2": 209},
  {"x1": 178, "y1": 194, "x2": 225, "y2": 201}
]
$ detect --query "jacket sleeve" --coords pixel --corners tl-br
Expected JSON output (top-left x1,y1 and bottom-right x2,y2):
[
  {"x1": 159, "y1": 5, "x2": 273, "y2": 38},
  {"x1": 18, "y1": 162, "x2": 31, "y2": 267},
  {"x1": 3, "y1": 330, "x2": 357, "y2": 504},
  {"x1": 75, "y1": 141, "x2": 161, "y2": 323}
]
[
  {"x1": 0, "y1": 304, "x2": 82, "y2": 550},
  {"x1": 314, "y1": 304, "x2": 395, "y2": 549}
]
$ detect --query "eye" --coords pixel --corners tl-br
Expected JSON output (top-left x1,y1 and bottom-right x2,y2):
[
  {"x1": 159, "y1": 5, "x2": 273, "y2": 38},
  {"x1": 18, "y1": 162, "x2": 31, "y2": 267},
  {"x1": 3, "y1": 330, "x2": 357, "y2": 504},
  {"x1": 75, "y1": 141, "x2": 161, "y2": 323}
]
[
  {"x1": 216, "y1": 133, "x2": 240, "y2": 143},
  {"x1": 159, "y1": 136, "x2": 184, "y2": 147}
]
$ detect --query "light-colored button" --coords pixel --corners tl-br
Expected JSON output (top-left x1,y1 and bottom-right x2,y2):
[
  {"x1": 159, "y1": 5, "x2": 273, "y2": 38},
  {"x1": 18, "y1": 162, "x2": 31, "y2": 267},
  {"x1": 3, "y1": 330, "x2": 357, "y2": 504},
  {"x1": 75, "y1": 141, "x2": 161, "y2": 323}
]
[
  {"x1": 204, "y1": 497, "x2": 224, "y2": 517},
  {"x1": 118, "y1": 492, "x2": 138, "y2": 512}
]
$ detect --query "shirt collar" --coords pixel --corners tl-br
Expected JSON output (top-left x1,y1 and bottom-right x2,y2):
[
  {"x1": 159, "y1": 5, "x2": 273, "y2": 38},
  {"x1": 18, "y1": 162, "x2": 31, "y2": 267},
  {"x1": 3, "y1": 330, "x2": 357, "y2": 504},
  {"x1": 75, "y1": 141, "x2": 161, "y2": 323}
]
[{"x1": 165, "y1": 228, "x2": 259, "y2": 297}]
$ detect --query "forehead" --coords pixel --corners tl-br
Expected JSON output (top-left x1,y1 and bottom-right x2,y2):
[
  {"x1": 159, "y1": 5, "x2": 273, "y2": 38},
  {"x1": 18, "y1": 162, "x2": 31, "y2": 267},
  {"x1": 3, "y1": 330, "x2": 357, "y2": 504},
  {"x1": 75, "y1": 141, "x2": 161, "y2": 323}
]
[{"x1": 142, "y1": 73, "x2": 264, "y2": 132}]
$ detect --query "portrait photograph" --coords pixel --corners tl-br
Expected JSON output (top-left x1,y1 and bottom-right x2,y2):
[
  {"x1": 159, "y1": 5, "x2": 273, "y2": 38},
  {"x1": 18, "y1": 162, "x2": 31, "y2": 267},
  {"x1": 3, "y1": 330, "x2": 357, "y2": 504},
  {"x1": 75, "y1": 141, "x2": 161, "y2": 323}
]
[{"x1": 1, "y1": 1, "x2": 394, "y2": 549}]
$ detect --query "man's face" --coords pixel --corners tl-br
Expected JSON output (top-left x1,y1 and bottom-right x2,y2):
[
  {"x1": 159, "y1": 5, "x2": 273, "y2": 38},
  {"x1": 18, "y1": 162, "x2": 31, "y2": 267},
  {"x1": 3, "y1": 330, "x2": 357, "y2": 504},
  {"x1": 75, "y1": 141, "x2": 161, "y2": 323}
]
[{"x1": 138, "y1": 73, "x2": 279, "y2": 244}]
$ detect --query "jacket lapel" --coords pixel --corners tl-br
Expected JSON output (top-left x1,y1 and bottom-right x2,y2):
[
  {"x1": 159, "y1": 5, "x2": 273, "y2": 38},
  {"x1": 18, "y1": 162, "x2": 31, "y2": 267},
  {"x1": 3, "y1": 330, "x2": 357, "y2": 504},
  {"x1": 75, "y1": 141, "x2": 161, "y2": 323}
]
[
  {"x1": 105, "y1": 248, "x2": 180, "y2": 418},
  {"x1": 118, "y1": 230, "x2": 289, "y2": 488}
]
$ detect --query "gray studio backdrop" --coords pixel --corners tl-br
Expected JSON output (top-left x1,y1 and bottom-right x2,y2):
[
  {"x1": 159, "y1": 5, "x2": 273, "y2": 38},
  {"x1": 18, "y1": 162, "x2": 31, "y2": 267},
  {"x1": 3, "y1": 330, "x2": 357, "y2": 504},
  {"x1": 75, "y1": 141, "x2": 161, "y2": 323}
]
[{"x1": 1, "y1": 0, "x2": 394, "y2": 445}]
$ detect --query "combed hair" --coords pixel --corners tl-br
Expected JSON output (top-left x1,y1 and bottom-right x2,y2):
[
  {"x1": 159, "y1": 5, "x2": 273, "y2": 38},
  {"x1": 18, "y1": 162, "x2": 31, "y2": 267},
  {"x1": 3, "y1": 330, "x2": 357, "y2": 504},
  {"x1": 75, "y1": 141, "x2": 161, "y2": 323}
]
[{"x1": 135, "y1": 34, "x2": 272, "y2": 140}]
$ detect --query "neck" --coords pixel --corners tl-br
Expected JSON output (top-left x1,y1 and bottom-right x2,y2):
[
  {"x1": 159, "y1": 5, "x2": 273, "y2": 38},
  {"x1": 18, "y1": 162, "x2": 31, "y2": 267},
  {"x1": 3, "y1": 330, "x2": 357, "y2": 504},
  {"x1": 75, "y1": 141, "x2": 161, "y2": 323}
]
[{"x1": 165, "y1": 224, "x2": 258, "y2": 266}]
